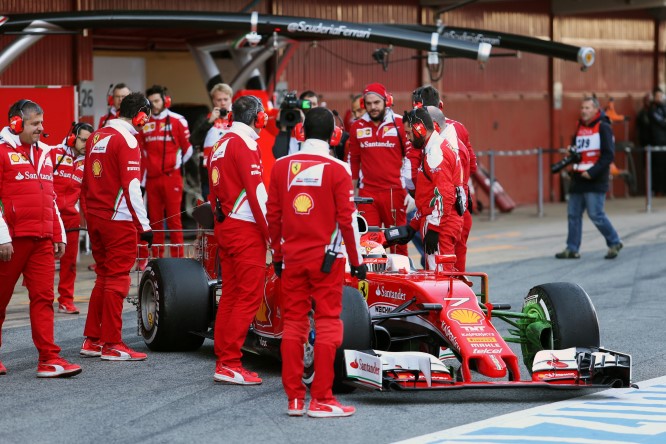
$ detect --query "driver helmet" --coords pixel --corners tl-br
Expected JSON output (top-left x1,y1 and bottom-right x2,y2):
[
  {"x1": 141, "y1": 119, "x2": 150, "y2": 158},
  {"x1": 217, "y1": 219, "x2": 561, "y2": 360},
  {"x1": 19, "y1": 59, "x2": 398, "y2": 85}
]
[{"x1": 361, "y1": 240, "x2": 388, "y2": 272}]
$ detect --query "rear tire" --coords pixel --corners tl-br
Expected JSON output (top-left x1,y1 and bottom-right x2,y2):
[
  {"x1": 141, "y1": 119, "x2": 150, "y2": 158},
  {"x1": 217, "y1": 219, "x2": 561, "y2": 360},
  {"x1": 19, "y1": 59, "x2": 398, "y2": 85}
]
[
  {"x1": 522, "y1": 282, "x2": 600, "y2": 369},
  {"x1": 138, "y1": 258, "x2": 210, "y2": 351}
]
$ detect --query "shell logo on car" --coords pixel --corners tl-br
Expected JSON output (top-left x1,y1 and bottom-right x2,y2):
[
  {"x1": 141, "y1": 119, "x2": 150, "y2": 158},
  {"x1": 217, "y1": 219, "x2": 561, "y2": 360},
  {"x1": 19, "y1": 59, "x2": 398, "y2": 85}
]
[{"x1": 448, "y1": 308, "x2": 483, "y2": 325}]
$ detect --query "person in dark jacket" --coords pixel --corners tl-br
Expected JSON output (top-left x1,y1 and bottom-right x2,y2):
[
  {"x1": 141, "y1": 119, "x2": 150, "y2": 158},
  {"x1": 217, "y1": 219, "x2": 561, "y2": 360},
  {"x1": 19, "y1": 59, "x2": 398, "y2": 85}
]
[{"x1": 556, "y1": 97, "x2": 623, "y2": 260}]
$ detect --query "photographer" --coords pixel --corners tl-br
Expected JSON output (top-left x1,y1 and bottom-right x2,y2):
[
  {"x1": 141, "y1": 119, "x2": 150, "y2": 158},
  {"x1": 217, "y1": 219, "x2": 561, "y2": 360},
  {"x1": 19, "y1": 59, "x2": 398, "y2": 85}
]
[
  {"x1": 272, "y1": 90, "x2": 315, "y2": 159},
  {"x1": 554, "y1": 96, "x2": 623, "y2": 260}
]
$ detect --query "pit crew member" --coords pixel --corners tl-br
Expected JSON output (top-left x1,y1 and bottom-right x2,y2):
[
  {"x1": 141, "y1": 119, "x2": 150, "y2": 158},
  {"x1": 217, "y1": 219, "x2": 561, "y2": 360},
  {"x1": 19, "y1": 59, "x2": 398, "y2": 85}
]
[
  {"x1": 208, "y1": 95, "x2": 269, "y2": 385},
  {"x1": 267, "y1": 107, "x2": 366, "y2": 418},
  {"x1": 399, "y1": 107, "x2": 463, "y2": 271},
  {"x1": 81, "y1": 92, "x2": 153, "y2": 361},
  {"x1": 0, "y1": 99, "x2": 82, "y2": 377},
  {"x1": 141, "y1": 84, "x2": 193, "y2": 258},
  {"x1": 98, "y1": 83, "x2": 131, "y2": 129},
  {"x1": 348, "y1": 82, "x2": 414, "y2": 255},
  {"x1": 52, "y1": 122, "x2": 93, "y2": 314}
]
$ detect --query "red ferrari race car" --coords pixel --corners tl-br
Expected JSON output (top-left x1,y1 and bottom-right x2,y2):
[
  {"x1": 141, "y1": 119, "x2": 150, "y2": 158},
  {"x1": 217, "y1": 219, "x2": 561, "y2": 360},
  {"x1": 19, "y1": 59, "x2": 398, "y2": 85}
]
[{"x1": 133, "y1": 201, "x2": 634, "y2": 393}]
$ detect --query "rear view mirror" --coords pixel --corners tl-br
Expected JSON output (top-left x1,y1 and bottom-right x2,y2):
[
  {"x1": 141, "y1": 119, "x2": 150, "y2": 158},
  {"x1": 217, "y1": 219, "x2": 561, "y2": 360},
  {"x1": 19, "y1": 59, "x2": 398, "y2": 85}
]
[{"x1": 356, "y1": 214, "x2": 368, "y2": 234}]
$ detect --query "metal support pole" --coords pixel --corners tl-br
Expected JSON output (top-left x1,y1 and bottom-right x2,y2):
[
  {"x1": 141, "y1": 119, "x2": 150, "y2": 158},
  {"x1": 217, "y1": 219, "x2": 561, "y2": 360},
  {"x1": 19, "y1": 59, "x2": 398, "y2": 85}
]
[
  {"x1": 537, "y1": 147, "x2": 544, "y2": 217},
  {"x1": 488, "y1": 150, "x2": 496, "y2": 221},
  {"x1": 646, "y1": 145, "x2": 653, "y2": 213}
]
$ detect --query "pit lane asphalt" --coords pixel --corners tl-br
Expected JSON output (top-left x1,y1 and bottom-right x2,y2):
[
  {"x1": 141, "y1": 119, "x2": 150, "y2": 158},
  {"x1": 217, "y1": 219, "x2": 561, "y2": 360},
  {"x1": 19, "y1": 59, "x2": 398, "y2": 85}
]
[{"x1": 1, "y1": 197, "x2": 665, "y2": 443}]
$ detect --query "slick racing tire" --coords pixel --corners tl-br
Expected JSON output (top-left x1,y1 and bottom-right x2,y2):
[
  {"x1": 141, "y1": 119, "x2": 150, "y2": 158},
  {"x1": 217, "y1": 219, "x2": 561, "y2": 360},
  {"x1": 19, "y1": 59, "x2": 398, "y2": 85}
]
[
  {"x1": 302, "y1": 287, "x2": 372, "y2": 394},
  {"x1": 138, "y1": 258, "x2": 210, "y2": 351},
  {"x1": 521, "y1": 282, "x2": 600, "y2": 370}
]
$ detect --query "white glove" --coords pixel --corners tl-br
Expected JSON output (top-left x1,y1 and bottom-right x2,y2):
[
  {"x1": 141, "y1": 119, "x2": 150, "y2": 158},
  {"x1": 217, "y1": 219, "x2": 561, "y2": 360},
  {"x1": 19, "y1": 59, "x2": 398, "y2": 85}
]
[{"x1": 404, "y1": 193, "x2": 416, "y2": 214}]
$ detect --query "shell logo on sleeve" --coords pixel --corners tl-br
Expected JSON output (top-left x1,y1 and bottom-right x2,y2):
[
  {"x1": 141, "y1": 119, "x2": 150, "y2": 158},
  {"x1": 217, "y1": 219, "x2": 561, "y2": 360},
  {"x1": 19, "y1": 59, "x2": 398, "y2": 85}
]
[
  {"x1": 211, "y1": 167, "x2": 220, "y2": 186},
  {"x1": 293, "y1": 193, "x2": 314, "y2": 215},
  {"x1": 287, "y1": 160, "x2": 325, "y2": 190},
  {"x1": 92, "y1": 159, "x2": 103, "y2": 177}
]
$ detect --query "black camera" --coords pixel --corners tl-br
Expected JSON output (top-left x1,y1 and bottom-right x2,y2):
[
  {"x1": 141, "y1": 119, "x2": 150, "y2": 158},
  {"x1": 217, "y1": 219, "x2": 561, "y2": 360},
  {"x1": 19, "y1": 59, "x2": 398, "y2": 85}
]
[
  {"x1": 279, "y1": 92, "x2": 312, "y2": 128},
  {"x1": 551, "y1": 147, "x2": 582, "y2": 174}
]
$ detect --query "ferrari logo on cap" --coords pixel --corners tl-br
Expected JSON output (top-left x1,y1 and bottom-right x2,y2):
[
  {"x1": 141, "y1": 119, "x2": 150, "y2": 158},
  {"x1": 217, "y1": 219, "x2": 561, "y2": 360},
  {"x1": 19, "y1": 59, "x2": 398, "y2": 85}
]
[
  {"x1": 92, "y1": 159, "x2": 102, "y2": 177},
  {"x1": 291, "y1": 162, "x2": 301, "y2": 175}
]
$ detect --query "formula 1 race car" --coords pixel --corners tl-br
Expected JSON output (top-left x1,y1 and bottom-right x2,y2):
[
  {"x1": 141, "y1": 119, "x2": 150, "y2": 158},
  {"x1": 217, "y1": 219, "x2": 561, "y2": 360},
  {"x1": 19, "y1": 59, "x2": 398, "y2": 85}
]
[{"x1": 134, "y1": 202, "x2": 634, "y2": 393}]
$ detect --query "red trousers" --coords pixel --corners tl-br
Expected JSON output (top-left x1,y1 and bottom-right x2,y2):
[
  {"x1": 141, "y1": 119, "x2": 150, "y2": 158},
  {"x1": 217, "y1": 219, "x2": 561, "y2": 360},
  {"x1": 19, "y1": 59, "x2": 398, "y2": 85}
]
[
  {"x1": 146, "y1": 173, "x2": 184, "y2": 257},
  {"x1": 84, "y1": 214, "x2": 136, "y2": 344},
  {"x1": 57, "y1": 215, "x2": 80, "y2": 305},
  {"x1": 213, "y1": 218, "x2": 266, "y2": 368},
  {"x1": 422, "y1": 220, "x2": 461, "y2": 272},
  {"x1": 0, "y1": 237, "x2": 61, "y2": 361},
  {"x1": 357, "y1": 187, "x2": 408, "y2": 255},
  {"x1": 280, "y1": 258, "x2": 344, "y2": 401},
  {"x1": 454, "y1": 211, "x2": 473, "y2": 272}
]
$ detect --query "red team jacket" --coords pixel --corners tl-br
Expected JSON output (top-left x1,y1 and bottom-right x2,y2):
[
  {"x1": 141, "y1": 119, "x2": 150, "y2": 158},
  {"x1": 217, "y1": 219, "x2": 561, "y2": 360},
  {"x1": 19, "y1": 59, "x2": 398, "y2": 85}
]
[
  {"x1": 0, "y1": 127, "x2": 65, "y2": 244},
  {"x1": 207, "y1": 122, "x2": 269, "y2": 241},
  {"x1": 51, "y1": 144, "x2": 85, "y2": 222},
  {"x1": 348, "y1": 110, "x2": 414, "y2": 191},
  {"x1": 409, "y1": 131, "x2": 463, "y2": 236},
  {"x1": 267, "y1": 139, "x2": 364, "y2": 268},
  {"x1": 82, "y1": 119, "x2": 151, "y2": 233},
  {"x1": 139, "y1": 109, "x2": 193, "y2": 179}
]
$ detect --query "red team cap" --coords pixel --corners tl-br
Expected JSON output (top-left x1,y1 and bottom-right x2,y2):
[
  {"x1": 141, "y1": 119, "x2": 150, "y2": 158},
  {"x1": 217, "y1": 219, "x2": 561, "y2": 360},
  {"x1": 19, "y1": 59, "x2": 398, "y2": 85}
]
[{"x1": 363, "y1": 82, "x2": 388, "y2": 101}]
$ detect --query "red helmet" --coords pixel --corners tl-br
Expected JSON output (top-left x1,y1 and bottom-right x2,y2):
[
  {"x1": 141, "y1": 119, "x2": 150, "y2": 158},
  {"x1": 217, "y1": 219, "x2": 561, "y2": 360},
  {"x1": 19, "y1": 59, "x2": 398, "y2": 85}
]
[{"x1": 361, "y1": 240, "x2": 388, "y2": 272}]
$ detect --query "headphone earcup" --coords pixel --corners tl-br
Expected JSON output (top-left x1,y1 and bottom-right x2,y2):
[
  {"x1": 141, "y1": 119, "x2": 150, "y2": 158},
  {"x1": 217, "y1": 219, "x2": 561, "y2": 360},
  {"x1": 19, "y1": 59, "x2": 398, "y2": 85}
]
[
  {"x1": 386, "y1": 93, "x2": 394, "y2": 108},
  {"x1": 413, "y1": 122, "x2": 426, "y2": 142},
  {"x1": 329, "y1": 126, "x2": 343, "y2": 146},
  {"x1": 227, "y1": 112, "x2": 233, "y2": 123},
  {"x1": 9, "y1": 115, "x2": 23, "y2": 134},
  {"x1": 107, "y1": 95, "x2": 114, "y2": 107},
  {"x1": 66, "y1": 133, "x2": 77, "y2": 147},
  {"x1": 438, "y1": 100, "x2": 444, "y2": 110},
  {"x1": 255, "y1": 110, "x2": 268, "y2": 129},
  {"x1": 293, "y1": 123, "x2": 305, "y2": 142},
  {"x1": 360, "y1": 97, "x2": 365, "y2": 109},
  {"x1": 164, "y1": 95, "x2": 172, "y2": 109},
  {"x1": 133, "y1": 111, "x2": 148, "y2": 127}
]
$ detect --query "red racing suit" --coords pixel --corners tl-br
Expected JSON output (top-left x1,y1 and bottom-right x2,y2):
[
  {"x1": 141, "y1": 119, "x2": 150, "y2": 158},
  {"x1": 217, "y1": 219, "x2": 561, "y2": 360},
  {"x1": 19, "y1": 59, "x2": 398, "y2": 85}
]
[
  {"x1": 0, "y1": 126, "x2": 65, "y2": 361},
  {"x1": 82, "y1": 119, "x2": 151, "y2": 344},
  {"x1": 52, "y1": 144, "x2": 86, "y2": 305},
  {"x1": 139, "y1": 109, "x2": 193, "y2": 257},
  {"x1": 267, "y1": 138, "x2": 364, "y2": 402},
  {"x1": 207, "y1": 121, "x2": 269, "y2": 369},
  {"x1": 348, "y1": 110, "x2": 413, "y2": 255},
  {"x1": 409, "y1": 131, "x2": 464, "y2": 271}
]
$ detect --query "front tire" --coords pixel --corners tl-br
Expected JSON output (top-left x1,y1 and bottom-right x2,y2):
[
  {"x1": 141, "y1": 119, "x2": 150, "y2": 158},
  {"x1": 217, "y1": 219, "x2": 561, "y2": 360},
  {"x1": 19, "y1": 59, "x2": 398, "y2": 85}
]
[
  {"x1": 301, "y1": 286, "x2": 373, "y2": 393},
  {"x1": 138, "y1": 258, "x2": 210, "y2": 351},
  {"x1": 521, "y1": 282, "x2": 600, "y2": 369}
]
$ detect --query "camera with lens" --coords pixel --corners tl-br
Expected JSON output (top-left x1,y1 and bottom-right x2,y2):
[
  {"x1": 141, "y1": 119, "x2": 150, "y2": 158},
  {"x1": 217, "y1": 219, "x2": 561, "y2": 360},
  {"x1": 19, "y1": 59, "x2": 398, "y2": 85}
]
[
  {"x1": 279, "y1": 92, "x2": 312, "y2": 128},
  {"x1": 551, "y1": 146, "x2": 582, "y2": 174}
]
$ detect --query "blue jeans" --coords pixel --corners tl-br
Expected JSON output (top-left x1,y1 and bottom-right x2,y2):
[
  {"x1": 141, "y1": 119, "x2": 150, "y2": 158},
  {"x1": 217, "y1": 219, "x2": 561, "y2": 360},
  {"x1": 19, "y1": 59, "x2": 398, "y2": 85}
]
[{"x1": 566, "y1": 192, "x2": 621, "y2": 252}]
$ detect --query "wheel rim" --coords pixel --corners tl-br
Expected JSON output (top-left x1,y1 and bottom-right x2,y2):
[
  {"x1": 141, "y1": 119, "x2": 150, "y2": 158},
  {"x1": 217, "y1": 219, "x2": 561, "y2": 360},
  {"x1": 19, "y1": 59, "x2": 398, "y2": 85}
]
[
  {"x1": 141, "y1": 279, "x2": 158, "y2": 334},
  {"x1": 521, "y1": 301, "x2": 553, "y2": 370}
]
